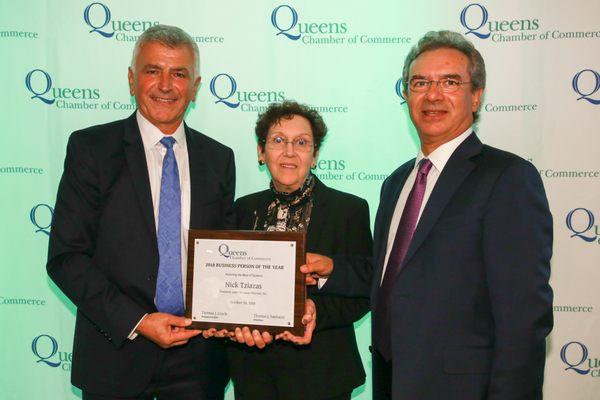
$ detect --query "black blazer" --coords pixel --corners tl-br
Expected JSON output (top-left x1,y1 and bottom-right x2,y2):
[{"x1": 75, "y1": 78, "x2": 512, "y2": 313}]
[
  {"x1": 228, "y1": 178, "x2": 373, "y2": 399},
  {"x1": 328, "y1": 134, "x2": 553, "y2": 400},
  {"x1": 47, "y1": 113, "x2": 235, "y2": 397}
]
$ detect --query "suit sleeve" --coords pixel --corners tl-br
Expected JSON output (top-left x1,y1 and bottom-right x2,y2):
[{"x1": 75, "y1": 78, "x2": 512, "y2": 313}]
[
  {"x1": 47, "y1": 133, "x2": 147, "y2": 347},
  {"x1": 483, "y1": 160, "x2": 553, "y2": 400},
  {"x1": 222, "y1": 148, "x2": 236, "y2": 230},
  {"x1": 312, "y1": 198, "x2": 373, "y2": 331},
  {"x1": 323, "y1": 184, "x2": 381, "y2": 298},
  {"x1": 324, "y1": 255, "x2": 373, "y2": 298}
]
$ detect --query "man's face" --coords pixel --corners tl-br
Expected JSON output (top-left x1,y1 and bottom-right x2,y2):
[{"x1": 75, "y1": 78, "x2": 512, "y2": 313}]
[
  {"x1": 128, "y1": 41, "x2": 200, "y2": 134},
  {"x1": 404, "y1": 48, "x2": 483, "y2": 152}
]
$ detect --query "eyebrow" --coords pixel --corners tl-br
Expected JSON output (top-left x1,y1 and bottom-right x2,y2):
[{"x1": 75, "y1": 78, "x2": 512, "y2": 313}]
[
  {"x1": 142, "y1": 64, "x2": 162, "y2": 70},
  {"x1": 269, "y1": 131, "x2": 312, "y2": 137},
  {"x1": 142, "y1": 64, "x2": 190, "y2": 73},
  {"x1": 410, "y1": 73, "x2": 464, "y2": 80}
]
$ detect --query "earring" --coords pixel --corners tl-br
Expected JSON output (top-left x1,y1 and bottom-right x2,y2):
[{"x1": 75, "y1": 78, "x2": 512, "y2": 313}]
[{"x1": 258, "y1": 160, "x2": 264, "y2": 166}]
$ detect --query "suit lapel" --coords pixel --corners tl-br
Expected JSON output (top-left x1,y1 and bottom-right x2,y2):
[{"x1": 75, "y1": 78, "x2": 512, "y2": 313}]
[
  {"x1": 373, "y1": 162, "x2": 414, "y2": 286},
  {"x1": 400, "y1": 133, "x2": 482, "y2": 270},
  {"x1": 186, "y1": 124, "x2": 211, "y2": 228},
  {"x1": 306, "y1": 178, "x2": 328, "y2": 250},
  {"x1": 123, "y1": 114, "x2": 157, "y2": 243}
]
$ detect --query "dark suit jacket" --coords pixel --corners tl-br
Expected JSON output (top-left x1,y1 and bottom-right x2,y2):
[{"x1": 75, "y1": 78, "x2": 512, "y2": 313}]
[
  {"x1": 228, "y1": 178, "x2": 372, "y2": 399},
  {"x1": 328, "y1": 134, "x2": 553, "y2": 400},
  {"x1": 47, "y1": 113, "x2": 235, "y2": 397}
]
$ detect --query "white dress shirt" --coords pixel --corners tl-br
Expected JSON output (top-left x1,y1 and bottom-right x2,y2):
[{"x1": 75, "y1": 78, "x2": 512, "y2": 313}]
[
  {"x1": 137, "y1": 111, "x2": 191, "y2": 289},
  {"x1": 380, "y1": 127, "x2": 473, "y2": 283},
  {"x1": 129, "y1": 111, "x2": 191, "y2": 338}
]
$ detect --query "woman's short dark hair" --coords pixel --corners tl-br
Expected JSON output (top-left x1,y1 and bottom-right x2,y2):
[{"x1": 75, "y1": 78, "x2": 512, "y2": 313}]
[{"x1": 255, "y1": 101, "x2": 327, "y2": 152}]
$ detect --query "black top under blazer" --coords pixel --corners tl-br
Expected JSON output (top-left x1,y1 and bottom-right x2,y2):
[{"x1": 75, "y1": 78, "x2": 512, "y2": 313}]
[{"x1": 228, "y1": 177, "x2": 373, "y2": 399}]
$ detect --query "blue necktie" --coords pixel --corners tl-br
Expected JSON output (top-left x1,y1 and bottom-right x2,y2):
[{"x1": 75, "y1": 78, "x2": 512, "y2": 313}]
[{"x1": 155, "y1": 136, "x2": 184, "y2": 316}]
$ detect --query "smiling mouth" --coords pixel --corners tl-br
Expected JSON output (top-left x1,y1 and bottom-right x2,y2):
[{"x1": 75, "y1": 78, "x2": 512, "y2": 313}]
[
  {"x1": 280, "y1": 163, "x2": 297, "y2": 169},
  {"x1": 423, "y1": 110, "x2": 447, "y2": 116},
  {"x1": 151, "y1": 96, "x2": 177, "y2": 103},
  {"x1": 422, "y1": 110, "x2": 449, "y2": 120}
]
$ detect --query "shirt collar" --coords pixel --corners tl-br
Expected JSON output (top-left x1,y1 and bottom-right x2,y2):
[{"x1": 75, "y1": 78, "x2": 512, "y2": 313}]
[
  {"x1": 136, "y1": 110, "x2": 186, "y2": 151},
  {"x1": 415, "y1": 126, "x2": 473, "y2": 173}
]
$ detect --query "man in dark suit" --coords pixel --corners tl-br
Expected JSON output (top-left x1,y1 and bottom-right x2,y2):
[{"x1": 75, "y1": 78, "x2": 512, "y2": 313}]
[
  {"x1": 47, "y1": 25, "x2": 234, "y2": 399},
  {"x1": 304, "y1": 30, "x2": 553, "y2": 399}
]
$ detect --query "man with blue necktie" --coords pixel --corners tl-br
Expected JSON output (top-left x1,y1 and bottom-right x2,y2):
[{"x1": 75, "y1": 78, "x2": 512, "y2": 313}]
[{"x1": 47, "y1": 25, "x2": 234, "y2": 399}]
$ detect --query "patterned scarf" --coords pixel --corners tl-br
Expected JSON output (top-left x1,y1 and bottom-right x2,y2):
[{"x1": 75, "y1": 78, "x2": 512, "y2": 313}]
[{"x1": 255, "y1": 174, "x2": 315, "y2": 232}]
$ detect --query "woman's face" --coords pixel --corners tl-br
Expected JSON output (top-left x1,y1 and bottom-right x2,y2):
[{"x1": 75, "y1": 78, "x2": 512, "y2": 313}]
[{"x1": 259, "y1": 114, "x2": 318, "y2": 193}]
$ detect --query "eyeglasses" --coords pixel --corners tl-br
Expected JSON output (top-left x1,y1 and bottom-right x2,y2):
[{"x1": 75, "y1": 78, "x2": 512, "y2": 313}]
[
  {"x1": 409, "y1": 78, "x2": 472, "y2": 93},
  {"x1": 263, "y1": 135, "x2": 314, "y2": 152}
]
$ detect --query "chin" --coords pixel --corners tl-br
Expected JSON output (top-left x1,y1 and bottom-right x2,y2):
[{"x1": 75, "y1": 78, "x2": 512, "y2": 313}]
[{"x1": 274, "y1": 181, "x2": 300, "y2": 192}]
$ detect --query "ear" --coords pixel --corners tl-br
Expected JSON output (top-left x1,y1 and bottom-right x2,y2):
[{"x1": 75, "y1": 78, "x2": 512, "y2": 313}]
[
  {"x1": 128, "y1": 67, "x2": 135, "y2": 96},
  {"x1": 312, "y1": 149, "x2": 319, "y2": 168},
  {"x1": 257, "y1": 143, "x2": 265, "y2": 164},
  {"x1": 192, "y1": 75, "x2": 202, "y2": 102},
  {"x1": 472, "y1": 87, "x2": 484, "y2": 112}
]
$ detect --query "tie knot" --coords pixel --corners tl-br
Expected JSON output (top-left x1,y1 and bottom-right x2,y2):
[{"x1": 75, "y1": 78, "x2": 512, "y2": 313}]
[
  {"x1": 160, "y1": 136, "x2": 176, "y2": 149},
  {"x1": 418, "y1": 158, "x2": 433, "y2": 177}
]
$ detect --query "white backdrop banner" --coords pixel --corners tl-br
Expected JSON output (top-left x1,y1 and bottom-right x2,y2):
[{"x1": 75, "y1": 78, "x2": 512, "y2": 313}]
[{"x1": 1, "y1": 1, "x2": 599, "y2": 399}]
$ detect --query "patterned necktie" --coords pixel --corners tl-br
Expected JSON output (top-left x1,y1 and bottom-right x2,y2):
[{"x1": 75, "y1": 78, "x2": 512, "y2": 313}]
[
  {"x1": 155, "y1": 136, "x2": 184, "y2": 316},
  {"x1": 373, "y1": 158, "x2": 433, "y2": 360}
]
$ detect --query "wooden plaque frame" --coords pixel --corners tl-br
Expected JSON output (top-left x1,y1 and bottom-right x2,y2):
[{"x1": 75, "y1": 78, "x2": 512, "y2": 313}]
[{"x1": 186, "y1": 229, "x2": 306, "y2": 336}]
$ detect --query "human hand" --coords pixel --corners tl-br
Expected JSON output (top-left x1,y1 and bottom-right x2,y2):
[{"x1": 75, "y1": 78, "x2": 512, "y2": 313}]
[
  {"x1": 276, "y1": 299, "x2": 316, "y2": 345},
  {"x1": 229, "y1": 327, "x2": 273, "y2": 349},
  {"x1": 300, "y1": 253, "x2": 333, "y2": 285},
  {"x1": 201, "y1": 328, "x2": 231, "y2": 339},
  {"x1": 135, "y1": 312, "x2": 201, "y2": 349}
]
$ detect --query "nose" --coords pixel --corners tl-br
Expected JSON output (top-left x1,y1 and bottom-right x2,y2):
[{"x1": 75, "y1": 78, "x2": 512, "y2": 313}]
[
  {"x1": 425, "y1": 81, "x2": 444, "y2": 101},
  {"x1": 158, "y1": 71, "x2": 173, "y2": 92},
  {"x1": 283, "y1": 141, "x2": 296, "y2": 156}
]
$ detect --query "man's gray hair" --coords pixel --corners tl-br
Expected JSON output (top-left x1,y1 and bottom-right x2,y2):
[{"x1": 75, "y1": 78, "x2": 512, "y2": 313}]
[
  {"x1": 131, "y1": 24, "x2": 200, "y2": 76},
  {"x1": 402, "y1": 30, "x2": 485, "y2": 122}
]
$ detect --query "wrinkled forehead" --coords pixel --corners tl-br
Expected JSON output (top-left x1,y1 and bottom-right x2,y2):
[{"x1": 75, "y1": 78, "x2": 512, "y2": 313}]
[
  {"x1": 268, "y1": 115, "x2": 314, "y2": 137},
  {"x1": 133, "y1": 40, "x2": 197, "y2": 71},
  {"x1": 409, "y1": 48, "x2": 471, "y2": 79}
]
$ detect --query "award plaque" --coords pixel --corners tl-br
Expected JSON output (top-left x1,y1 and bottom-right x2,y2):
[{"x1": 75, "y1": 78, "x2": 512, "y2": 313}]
[{"x1": 186, "y1": 230, "x2": 306, "y2": 336}]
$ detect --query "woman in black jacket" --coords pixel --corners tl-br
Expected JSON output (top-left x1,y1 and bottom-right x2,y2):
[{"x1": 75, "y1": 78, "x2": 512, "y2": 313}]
[{"x1": 228, "y1": 101, "x2": 373, "y2": 400}]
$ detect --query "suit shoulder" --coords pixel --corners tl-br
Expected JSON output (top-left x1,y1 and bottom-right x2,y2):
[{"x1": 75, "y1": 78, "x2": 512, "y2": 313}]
[
  {"x1": 187, "y1": 126, "x2": 233, "y2": 155},
  {"x1": 320, "y1": 185, "x2": 368, "y2": 210},
  {"x1": 381, "y1": 158, "x2": 415, "y2": 189},
  {"x1": 479, "y1": 144, "x2": 538, "y2": 175},
  {"x1": 234, "y1": 189, "x2": 271, "y2": 210},
  {"x1": 68, "y1": 117, "x2": 128, "y2": 146}
]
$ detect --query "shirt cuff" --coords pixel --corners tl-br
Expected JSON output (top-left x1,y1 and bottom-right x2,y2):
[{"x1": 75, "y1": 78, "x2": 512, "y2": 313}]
[
  {"x1": 127, "y1": 313, "x2": 148, "y2": 340},
  {"x1": 317, "y1": 277, "x2": 328, "y2": 289}
]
